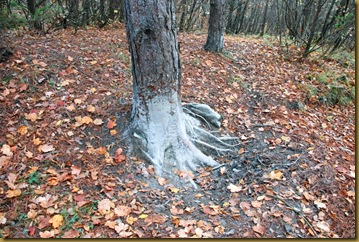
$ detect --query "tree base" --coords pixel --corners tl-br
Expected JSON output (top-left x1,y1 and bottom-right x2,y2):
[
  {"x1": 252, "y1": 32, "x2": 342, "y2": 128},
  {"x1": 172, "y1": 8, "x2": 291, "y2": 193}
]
[{"x1": 127, "y1": 95, "x2": 238, "y2": 188}]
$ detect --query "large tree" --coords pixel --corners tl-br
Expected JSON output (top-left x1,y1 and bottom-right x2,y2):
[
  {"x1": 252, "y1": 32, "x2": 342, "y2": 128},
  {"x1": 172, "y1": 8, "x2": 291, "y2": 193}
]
[
  {"x1": 204, "y1": 0, "x2": 225, "y2": 52},
  {"x1": 124, "y1": 0, "x2": 233, "y2": 186}
]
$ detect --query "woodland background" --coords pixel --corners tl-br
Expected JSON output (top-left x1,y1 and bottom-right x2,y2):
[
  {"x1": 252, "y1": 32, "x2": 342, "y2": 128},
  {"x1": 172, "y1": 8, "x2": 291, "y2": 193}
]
[{"x1": 0, "y1": 0, "x2": 356, "y2": 239}]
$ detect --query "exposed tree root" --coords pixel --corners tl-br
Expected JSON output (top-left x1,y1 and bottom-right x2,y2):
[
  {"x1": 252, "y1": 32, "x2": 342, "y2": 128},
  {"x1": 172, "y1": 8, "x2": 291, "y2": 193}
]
[{"x1": 128, "y1": 97, "x2": 237, "y2": 188}]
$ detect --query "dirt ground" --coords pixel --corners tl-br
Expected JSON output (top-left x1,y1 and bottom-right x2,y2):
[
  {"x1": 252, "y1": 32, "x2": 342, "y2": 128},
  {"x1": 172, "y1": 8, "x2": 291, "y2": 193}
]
[{"x1": 0, "y1": 23, "x2": 355, "y2": 238}]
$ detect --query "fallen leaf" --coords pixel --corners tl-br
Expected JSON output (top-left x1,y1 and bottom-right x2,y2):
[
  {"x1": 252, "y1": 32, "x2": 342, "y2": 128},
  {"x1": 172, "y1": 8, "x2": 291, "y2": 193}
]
[
  {"x1": 28, "y1": 226, "x2": 36, "y2": 236},
  {"x1": 251, "y1": 200, "x2": 262, "y2": 208},
  {"x1": 39, "y1": 230, "x2": 55, "y2": 238},
  {"x1": 71, "y1": 166, "x2": 82, "y2": 176},
  {"x1": 40, "y1": 144, "x2": 55, "y2": 153},
  {"x1": 93, "y1": 118, "x2": 103, "y2": 125},
  {"x1": 105, "y1": 221, "x2": 117, "y2": 229},
  {"x1": 98, "y1": 199, "x2": 113, "y2": 215},
  {"x1": 267, "y1": 170, "x2": 283, "y2": 180},
  {"x1": 253, "y1": 223, "x2": 266, "y2": 235},
  {"x1": 18, "y1": 125, "x2": 28, "y2": 135},
  {"x1": 62, "y1": 229, "x2": 79, "y2": 238},
  {"x1": 1, "y1": 144, "x2": 12, "y2": 156},
  {"x1": 107, "y1": 119, "x2": 117, "y2": 129},
  {"x1": 87, "y1": 105, "x2": 96, "y2": 113},
  {"x1": 157, "y1": 177, "x2": 167, "y2": 186},
  {"x1": 6, "y1": 189, "x2": 21, "y2": 198},
  {"x1": 170, "y1": 206, "x2": 184, "y2": 215},
  {"x1": 26, "y1": 113, "x2": 38, "y2": 122},
  {"x1": 82, "y1": 116, "x2": 93, "y2": 124},
  {"x1": 138, "y1": 214, "x2": 148, "y2": 219},
  {"x1": 316, "y1": 221, "x2": 330, "y2": 233},
  {"x1": 227, "y1": 183, "x2": 242, "y2": 192},
  {"x1": 67, "y1": 56, "x2": 74, "y2": 62},
  {"x1": 114, "y1": 205, "x2": 132, "y2": 217},
  {"x1": 49, "y1": 214, "x2": 63, "y2": 228}
]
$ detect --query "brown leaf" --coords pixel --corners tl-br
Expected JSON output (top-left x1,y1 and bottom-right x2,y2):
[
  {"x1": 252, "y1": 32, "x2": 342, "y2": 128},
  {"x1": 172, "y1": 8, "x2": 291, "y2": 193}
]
[
  {"x1": 114, "y1": 205, "x2": 132, "y2": 217},
  {"x1": 253, "y1": 223, "x2": 266, "y2": 235},
  {"x1": 25, "y1": 113, "x2": 38, "y2": 122},
  {"x1": 6, "y1": 189, "x2": 21, "y2": 198},
  {"x1": 40, "y1": 144, "x2": 55, "y2": 153},
  {"x1": 170, "y1": 206, "x2": 184, "y2": 215},
  {"x1": 71, "y1": 166, "x2": 82, "y2": 176},
  {"x1": 39, "y1": 230, "x2": 55, "y2": 238},
  {"x1": 62, "y1": 229, "x2": 79, "y2": 238},
  {"x1": 98, "y1": 198, "x2": 113, "y2": 215},
  {"x1": 251, "y1": 200, "x2": 262, "y2": 208}
]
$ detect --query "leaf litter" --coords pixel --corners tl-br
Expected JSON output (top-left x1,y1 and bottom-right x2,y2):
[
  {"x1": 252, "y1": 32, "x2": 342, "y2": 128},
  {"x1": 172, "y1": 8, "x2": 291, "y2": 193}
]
[{"x1": 0, "y1": 23, "x2": 355, "y2": 238}]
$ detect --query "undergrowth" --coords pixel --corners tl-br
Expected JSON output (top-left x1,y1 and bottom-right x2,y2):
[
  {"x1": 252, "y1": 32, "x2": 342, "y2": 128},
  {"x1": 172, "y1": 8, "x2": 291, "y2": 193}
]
[{"x1": 303, "y1": 71, "x2": 355, "y2": 106}]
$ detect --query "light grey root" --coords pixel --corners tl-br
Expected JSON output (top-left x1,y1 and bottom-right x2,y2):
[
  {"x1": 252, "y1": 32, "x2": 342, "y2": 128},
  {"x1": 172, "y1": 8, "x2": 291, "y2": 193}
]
[
  {"x1": 183, "y1": 103, "x2": 222, "y2": 129},
  {"x1": 129, "y1": 93, "x2": 236, "y2": 188}
]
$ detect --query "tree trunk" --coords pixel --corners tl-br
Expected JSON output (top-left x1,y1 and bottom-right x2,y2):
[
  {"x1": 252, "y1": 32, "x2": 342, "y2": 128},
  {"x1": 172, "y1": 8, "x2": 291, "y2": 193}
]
[
  {"x1": 124, "y1": 0, "x2": 223, "y2": 184},
  {"x1": 204, "y1": 0, "x2": 225, "y2": 52}
]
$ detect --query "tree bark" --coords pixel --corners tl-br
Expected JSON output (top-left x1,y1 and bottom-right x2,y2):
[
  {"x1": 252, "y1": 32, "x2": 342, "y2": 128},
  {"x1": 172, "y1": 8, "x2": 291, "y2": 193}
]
[
  {"x1": 124, "y1": 0, "x2": 221, "y2": 182},
  {"x1": 204, "y1": 0, "x2": 225, "y2": 52}
]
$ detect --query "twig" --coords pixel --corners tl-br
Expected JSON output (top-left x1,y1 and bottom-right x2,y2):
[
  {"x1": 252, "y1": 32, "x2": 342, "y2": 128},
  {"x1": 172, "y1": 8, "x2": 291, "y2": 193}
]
[{"x1": 267, "y1": 193, "x2": 318, "y2": 238}]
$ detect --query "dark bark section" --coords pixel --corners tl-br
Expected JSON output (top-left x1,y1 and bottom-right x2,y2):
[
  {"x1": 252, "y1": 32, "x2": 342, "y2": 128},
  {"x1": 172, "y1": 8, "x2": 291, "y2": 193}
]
[
  {"x1": 204, "y1": 0, "x2": 225, "y2": 52},
  {"x1": 124, "y1": 0, "x2": 181, "y2": 120}
]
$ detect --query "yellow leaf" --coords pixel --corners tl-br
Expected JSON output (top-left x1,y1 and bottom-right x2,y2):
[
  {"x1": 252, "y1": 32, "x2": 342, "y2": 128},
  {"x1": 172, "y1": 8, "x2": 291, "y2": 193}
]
[
  {"x1": 49, "y1": 214, "x2": 63, "y2": 228},
  {"x1": 67, "y1": 56, "x2": 74, "y2": 61},
  {"x1": 18, "y1": 125, "x2": 28, "y2": 135},
  {"x1": 110, "y1": 129, "x2": 117, "y2": 136},
  {"x1": 138, "y1": 214, "x2": 148, "y2": 219},
  {"x1": 6, "y1": 189, "x2": 21, "y2": 198},
  {"x1": 126, "y1": 216, "x2": 137, "y2": 225},
  {"x1": 268, "y1": 170, "x2": 283, "y2": 180},
  {"x1": 169, "y1": 187, "x2": 180, "y2": 194}
]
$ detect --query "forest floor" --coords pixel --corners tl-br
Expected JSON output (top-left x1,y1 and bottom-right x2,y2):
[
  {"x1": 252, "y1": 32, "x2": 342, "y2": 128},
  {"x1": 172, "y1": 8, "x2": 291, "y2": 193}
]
[{"x1": 0, "y1": 23, "x2": 355, "y2": 238}]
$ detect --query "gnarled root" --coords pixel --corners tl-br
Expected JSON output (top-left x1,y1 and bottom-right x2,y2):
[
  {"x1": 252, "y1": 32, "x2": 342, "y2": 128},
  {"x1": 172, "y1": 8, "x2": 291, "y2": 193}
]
[{"x1": 129, "y1": 98, "x2": 237, "y2": 188}]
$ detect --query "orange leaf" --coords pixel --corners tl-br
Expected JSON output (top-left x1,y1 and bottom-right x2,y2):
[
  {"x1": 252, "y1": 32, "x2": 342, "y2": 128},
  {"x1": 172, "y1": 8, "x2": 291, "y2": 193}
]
[
  {"x1": 97, "y1": 147, "x2": 107, "y2": 155},
  {"x1": 18, "y1": 125, "x2": 28, "y2": 135},
  {"x1": 107, "y1": 119, "x2": 117, "y2": 129}
]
